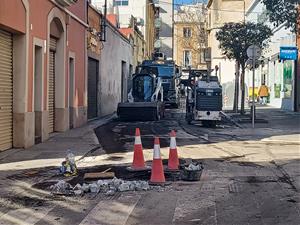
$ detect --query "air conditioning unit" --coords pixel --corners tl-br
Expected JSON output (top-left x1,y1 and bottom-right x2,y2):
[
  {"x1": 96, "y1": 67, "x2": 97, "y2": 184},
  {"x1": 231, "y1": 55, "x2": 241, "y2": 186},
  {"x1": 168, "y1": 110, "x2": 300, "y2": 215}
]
[{"x1": 55, "y1": 0, "x2": 78, "y2": 7}]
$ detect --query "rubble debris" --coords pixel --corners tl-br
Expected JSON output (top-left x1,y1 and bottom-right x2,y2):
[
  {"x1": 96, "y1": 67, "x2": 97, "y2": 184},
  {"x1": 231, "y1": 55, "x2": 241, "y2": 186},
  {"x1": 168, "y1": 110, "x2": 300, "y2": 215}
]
[
  {"x1": 60, "y1": 150, "x2": 78, "y2": 177},
  {"x1": 49, "y1": 177, "x2": 151, "y2": 197},
  {"x1": 73, "y1": 183, "x2": 82, "y2": 190},
  {"x1": 74, "y1": 189, "x2": 83, "y2": 196},
  {"x1": 89, "y1": 183, "x2": 100, "y2": 193},
  {"x1": 118, "y1": 182, "x2": 130, "y2": 192},
  {"x1": 82, "y1": 183, "x2": 90, "y2": 193},
  {"x1": 106, "y1": 190, "x2": 116, "y2": 196},
  {"x1": 50, "y1": 180, "x2": 73, "y2": 195},
  {"x1": 185, "y1": 162, "x2": 203, "y2": 171},
  {"x1": 181, "y1": 162, "x2": 203, "y2": 181}
]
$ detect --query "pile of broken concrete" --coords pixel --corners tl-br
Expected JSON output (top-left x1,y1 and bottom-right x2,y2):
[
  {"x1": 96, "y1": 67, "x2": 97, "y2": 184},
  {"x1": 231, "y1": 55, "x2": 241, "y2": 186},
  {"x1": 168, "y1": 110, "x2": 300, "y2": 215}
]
[{"x1": 50, "y1": 178, "x2": 150, "y2": 196}]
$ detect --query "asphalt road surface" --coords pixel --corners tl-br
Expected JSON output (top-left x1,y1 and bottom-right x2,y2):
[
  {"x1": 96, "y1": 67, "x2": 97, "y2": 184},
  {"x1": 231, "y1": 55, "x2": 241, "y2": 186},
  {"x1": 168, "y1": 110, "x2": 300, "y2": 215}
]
[{"x1": 0, "y1": 106, "x2": 299, "y2": 225}]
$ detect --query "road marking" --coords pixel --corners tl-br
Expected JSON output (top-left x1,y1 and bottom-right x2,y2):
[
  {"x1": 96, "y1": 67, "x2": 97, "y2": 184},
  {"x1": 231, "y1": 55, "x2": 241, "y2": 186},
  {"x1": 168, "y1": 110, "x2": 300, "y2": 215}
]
[{"x1": 79, "y1": 194, "x2": 141, "y2": 225}]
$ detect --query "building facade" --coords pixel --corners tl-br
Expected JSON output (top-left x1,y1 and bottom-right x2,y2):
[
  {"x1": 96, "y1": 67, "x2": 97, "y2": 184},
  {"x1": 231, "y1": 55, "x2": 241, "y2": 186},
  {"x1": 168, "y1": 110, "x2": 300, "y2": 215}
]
[
  {"x1": 245, "y1": 0, "x2": 298, "y2": 111},
  {"x1": 297, "y1": 6, "x2": 300, "y2": 112},
  {"x1": 174, "y1": 3, "x2": 208, "y2": 70},
  {"x1": 87, "y1": 4, "x2": 134, "y2": 118},
  {"x1": 87, "y1": 5, "x2": 102, "y2": 120},
  {"x1": 157, "y1": 0, "x2": 173, "y2": 58},
  {"x1": 91, "y1": 0, "x2": 156, "y2": 59},
  {"x1": 207, "y1": 0, "x2": 252, "y2": 108},
  {"x1": 99, "y1": 18, "x2": 134, "y2": 116},
  {"x1": 0, "y1": 0, "x2": 87, "y2": 151},
  {"x1": 119, "y1": 19, "x2": 147, "y2": 68}
]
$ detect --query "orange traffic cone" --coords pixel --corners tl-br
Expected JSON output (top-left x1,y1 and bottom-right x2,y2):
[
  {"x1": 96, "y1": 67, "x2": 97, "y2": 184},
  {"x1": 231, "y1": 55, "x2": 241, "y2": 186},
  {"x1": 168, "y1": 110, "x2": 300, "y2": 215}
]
[
  {"x1": 131, "y1": 128, "x2": 146, "y2": 170},
  {"x1": 168, "y1": 130, "x2": 179, "y2": 170},
  {"x1": 150, "y1": 137, "x2": 165, "y2": 184}
]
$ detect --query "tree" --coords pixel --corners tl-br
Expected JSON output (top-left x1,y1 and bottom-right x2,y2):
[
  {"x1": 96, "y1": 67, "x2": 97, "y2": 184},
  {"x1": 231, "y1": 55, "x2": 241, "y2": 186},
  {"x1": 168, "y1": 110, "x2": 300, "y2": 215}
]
[
  {"x1": 262, "y1": 0, "x2": 299, "y2": 33},
  {"x1": 216, "y1": 22, "x2": 272, "y2": 113}
]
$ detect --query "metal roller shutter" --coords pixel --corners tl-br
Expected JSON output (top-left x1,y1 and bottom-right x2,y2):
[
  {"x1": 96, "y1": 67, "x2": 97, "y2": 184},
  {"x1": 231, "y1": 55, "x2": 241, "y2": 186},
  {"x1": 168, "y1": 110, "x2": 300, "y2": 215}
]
[
  {"x1": 0, "y1": 30, "x2": 13, "y2": 151},
  {"x1": 48, "y1": 37, "x2": 56, "y2": 133},
  {"x1": 50, "y1": 37, "x2": 57, "y2": 51}
]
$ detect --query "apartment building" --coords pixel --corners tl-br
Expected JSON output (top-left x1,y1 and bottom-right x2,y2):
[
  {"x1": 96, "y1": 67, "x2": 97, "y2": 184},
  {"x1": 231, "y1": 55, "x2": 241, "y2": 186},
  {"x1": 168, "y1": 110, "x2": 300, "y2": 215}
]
[
  {"x1": 91, "y1": 0, "x2": 156, "y2": 59},
  {"x1": 174, "y1": 3, "x2": 208, "y2": 70}
]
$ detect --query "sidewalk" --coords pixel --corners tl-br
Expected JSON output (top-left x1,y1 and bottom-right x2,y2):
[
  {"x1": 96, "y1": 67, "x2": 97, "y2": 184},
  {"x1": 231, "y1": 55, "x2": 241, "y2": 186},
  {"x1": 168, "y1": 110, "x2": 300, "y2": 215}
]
[
  {"x1": 224, "y1": 106, "x2": 300, "y2": 142},
  {"x1": 0, "y1": 114, "x2": 116, "y2": 171}
]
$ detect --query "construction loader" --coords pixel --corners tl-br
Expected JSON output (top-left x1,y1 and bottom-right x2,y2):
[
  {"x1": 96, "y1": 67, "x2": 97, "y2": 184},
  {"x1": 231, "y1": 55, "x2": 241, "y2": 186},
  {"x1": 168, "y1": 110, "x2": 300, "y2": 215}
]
[
  {"x1": 117, "y1": 71, "x2": 165, "y2": 121},
  {"x1": 137, "y1": 59, "x2": 181, "y2": 108}
]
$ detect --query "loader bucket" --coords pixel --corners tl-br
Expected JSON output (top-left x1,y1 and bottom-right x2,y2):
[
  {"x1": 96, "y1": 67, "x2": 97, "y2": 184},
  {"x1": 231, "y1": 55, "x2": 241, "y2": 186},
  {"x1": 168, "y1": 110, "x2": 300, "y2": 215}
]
[{"x1": 117, "y1": 102, "x2": 163, "y2": 121}]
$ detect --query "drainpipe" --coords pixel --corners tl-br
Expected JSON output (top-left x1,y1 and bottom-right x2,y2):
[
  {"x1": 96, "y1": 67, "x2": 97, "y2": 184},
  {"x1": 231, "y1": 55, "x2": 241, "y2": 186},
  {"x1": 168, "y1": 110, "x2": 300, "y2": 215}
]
[
  {"x1": 100, "y1": 0, "x2": 107, "y2": 42},
  {"x1": 294, "y1": 58, "x2": 298, "y2": 112}
]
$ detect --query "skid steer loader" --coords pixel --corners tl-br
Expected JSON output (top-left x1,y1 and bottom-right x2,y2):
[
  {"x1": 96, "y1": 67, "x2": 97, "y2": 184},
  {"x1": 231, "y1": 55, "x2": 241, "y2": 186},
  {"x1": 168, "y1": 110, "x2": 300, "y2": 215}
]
[{"x1": 117, "y1": 72, "x2": 165, "y2": 121}]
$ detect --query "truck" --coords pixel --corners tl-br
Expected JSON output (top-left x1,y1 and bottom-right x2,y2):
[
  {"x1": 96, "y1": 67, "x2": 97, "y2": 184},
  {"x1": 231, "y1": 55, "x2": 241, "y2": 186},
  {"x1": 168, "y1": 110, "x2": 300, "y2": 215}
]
[
  {"x1": 136, "y1": 59, "x2": 181, "y2": 108},
  {"x1": 185, "y1": 70, "x2": 223, "y2": 127}
]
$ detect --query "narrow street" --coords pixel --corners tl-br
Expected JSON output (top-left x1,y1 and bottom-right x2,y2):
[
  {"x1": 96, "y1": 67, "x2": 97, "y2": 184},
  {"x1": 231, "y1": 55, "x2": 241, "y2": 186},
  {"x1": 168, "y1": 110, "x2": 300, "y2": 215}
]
[
  {"x1": 0, "y1": 105, "x2": 299, "y2": 225},
  {"x1": 0, "y1": 1, "x2": 299, "y2": 224}
]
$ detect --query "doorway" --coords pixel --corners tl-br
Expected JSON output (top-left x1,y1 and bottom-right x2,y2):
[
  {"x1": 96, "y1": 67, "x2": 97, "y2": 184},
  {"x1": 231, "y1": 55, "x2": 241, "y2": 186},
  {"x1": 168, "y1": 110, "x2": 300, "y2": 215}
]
[
  {"x1": 34, "y1": 45, "x2": 43, "y2": 143},
  {"x1": 87, "y1": 58, "x2": 99, "y2": 119}
]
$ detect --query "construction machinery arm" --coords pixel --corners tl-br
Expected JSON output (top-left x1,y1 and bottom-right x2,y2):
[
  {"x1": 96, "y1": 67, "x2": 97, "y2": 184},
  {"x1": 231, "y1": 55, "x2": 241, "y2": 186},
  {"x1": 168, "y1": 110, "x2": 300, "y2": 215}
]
[{"x1": 151, "y1": 77, "x2": 163, "y2": 102}]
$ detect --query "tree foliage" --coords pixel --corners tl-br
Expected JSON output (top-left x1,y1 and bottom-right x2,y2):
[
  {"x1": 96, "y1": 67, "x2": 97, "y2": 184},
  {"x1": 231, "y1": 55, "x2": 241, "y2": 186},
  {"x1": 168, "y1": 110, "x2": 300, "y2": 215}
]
[
  {"x1": 216, "y1": 22, "x2": 272, "y2": 113},
  {"x1": 262, "y1": 0, "x2": 299, "y2": 33},
  {"x1": 216, "y1": 22, "x2": 272, "y2": 67}
]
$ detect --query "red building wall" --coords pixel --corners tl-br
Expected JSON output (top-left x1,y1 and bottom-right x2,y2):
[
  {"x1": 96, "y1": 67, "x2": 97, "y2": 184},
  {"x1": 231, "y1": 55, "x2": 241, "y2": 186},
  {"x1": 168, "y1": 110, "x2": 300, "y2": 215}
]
[
  {"x1": 26, "y1": 0, "x2": 86, "y2": 111},
  {"x1": 0, "y1": 0, "x2": 87, "y2": 148},
  {"x1": 0, "y1": 0, "x2": 26, "y2": 33}
]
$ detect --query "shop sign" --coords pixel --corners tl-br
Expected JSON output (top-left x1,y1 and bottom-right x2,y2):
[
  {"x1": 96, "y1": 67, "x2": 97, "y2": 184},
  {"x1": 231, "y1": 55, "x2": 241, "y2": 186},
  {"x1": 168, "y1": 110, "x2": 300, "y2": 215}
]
[{"x1": 279, "y1": 46, "x2": 298, "y2": 60}]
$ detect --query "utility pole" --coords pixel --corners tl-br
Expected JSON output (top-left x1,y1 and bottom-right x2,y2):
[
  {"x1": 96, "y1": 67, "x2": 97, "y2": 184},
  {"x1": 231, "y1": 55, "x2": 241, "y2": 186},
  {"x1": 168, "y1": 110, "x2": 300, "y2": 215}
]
[
  {"x1": 252, "y1": 48, "x2": 255, "y2": 128},
  {"x1": 100, "y1": 0, "x2": 107, "y2": 42},
  {"x1": 247, "y1": 45, "x2": 261, "y2": 128}
]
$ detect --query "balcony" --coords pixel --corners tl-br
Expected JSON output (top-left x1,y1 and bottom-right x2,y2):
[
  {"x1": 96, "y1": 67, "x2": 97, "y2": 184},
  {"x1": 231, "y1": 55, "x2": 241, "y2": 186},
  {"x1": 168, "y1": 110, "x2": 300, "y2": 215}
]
[{"x1": 55, "y1": 0, "x2": 78, "y2": 7}]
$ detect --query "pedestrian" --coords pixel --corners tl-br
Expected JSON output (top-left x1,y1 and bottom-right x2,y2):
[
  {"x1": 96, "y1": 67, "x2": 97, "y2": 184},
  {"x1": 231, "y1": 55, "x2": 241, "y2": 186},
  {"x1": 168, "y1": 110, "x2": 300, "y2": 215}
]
[{"x1": 258, "y1": 82, "x2": 269, "y2": 105}]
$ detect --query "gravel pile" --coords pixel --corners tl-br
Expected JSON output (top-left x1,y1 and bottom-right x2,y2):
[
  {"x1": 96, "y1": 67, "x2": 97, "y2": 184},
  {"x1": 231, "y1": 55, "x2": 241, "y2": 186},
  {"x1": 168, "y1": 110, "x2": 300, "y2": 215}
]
[{"x1": 50, "y1": 178, "x2": 151, "y2": 196}]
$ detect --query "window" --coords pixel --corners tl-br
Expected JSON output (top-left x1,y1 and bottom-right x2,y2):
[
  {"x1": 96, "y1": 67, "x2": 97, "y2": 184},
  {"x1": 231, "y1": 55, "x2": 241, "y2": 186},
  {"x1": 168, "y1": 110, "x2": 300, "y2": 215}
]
[
  {"x1": 113, "y1": 0, "x2": 128, "y2": 6},
  {"x1": 183, "y1": 50, "x2": 192, "y2": 67},
  {"x1": 183, "y1": 27, "x2": 192, "y2": 38}
]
